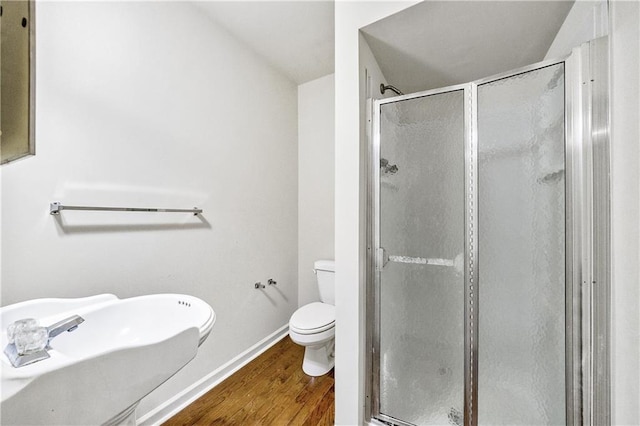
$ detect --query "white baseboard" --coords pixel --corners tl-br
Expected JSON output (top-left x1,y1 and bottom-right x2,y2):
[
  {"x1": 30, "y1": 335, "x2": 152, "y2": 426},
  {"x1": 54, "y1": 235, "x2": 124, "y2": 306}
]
[{"x1": 137, "y1": 324, "x2": 290, "y2": 426}]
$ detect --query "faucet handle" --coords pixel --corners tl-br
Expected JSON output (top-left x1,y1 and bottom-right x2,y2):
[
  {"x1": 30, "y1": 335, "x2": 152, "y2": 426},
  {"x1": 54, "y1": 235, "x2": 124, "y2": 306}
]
[
  {"x1": 7, "y1": 318, "x2": 39, "y2": 344},
  {"x1": 14, "y1": 327, "x2": 48, "y2": 355},
  {"x1": 267, "y1": 278, "x2": 277, "y2": 285}
]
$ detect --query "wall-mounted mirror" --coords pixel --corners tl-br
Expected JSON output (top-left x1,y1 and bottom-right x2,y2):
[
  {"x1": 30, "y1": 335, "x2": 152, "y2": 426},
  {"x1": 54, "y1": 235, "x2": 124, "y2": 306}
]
[{"x1": 1, "y1": 0, "x2": 35, "y2": 165}]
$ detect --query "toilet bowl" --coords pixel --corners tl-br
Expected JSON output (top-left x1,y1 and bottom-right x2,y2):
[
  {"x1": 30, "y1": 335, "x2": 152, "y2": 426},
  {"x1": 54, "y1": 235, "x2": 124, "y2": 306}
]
[
  {"x1": 289, "y1": 260, "x2": 335, "y2": 376},
  {"x1": 289, "y1": 302, "x2": 335, "y2": 376}
]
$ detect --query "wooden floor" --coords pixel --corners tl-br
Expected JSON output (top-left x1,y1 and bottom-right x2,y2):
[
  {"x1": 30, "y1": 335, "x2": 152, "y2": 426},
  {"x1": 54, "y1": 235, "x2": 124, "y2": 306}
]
[{"x1": 163, "y1": 336, "x2": 335, "y2": 426}]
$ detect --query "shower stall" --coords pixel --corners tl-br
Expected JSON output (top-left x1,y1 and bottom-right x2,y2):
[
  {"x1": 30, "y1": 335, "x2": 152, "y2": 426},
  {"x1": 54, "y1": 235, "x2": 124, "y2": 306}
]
[{"x1": 367, "y1": 38, "x2": 609, "y2": 426}]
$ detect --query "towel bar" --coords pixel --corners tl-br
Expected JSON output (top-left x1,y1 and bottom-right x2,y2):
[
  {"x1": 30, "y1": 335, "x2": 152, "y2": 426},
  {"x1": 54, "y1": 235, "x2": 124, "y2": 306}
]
[{"x1": 49, "y1": 202, "x2": 202, "y2": 216}]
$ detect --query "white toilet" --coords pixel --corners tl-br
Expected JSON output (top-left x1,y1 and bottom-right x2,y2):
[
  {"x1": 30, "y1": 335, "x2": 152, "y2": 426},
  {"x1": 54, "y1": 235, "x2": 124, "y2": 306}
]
[{"x1": 289, "y1": 260, "x2": 335, "y2": 376}]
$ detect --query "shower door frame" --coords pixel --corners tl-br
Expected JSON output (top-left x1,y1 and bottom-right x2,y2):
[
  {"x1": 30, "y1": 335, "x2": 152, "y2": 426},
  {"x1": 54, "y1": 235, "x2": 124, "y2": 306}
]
[
  {"x1": 366, "y1": 38, "x2": 610, "y2": 426},
  {"x1": 368, "y1": 83, "x2": 473, "y2": 426}
]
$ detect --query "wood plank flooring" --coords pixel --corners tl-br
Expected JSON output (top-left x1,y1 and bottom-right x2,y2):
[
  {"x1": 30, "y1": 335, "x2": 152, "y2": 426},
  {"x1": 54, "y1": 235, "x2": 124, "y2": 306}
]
[{"x1": 163, "y1": 336, "x2": 334, "y2": 426}]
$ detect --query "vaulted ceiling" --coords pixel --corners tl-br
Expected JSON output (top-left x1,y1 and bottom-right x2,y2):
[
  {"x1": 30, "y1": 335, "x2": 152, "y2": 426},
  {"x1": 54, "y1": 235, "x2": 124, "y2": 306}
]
[
  {"x1": 362, "y1": 1, "x2": 574, "y2": 93},
  {"x1": 194, "y1": 1, "x2": 574, "y2": 92},
  {"x1": 195, "y1": 1, "x2": 334, "y2": 85}
]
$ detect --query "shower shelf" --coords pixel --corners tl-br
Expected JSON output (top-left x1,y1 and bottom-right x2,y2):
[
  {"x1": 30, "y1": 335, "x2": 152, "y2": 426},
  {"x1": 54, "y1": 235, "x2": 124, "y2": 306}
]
[{"x1": 49, "y1": 202, "x2": 202, "y2": 216}]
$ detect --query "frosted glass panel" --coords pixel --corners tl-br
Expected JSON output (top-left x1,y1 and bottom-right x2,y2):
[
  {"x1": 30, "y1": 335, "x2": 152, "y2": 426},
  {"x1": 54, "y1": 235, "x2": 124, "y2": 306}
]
[
  {"x1": 477, "y1": 64, "x2": 565, "y2": 425},
  {"x1": 378, "y1": 90, "x2": 465, "y2": 425}
]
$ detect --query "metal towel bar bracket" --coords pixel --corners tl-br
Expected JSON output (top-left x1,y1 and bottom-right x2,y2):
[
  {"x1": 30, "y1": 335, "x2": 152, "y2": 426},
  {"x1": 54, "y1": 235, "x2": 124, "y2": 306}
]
[{"x1": 50, "y1": 202, "x2": 202, "y2": 216}]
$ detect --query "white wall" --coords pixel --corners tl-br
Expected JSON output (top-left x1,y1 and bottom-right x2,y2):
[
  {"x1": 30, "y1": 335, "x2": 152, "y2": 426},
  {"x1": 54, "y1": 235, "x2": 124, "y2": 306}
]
[
  {"x1": 545, "y1": 0, "x2": 608, "y2": 59},
  {"x1": 0, "y1": 1, "x2": 298, "y2": 421},
  {"x1": 610, "y1": 1, "x2": 640, "y2": 424},
  {"x1": 298, "y1": 74, "x2": 335, "y2": 307},
  {"x1": 334, "y1": 2, "x2": 418, "y2": 424}
]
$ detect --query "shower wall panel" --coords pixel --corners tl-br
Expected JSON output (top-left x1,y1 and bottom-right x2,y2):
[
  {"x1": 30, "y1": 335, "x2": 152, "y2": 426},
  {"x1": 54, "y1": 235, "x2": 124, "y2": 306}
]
[{"x1": 476, "y1": 64, "x2": 566, "y2": 425}]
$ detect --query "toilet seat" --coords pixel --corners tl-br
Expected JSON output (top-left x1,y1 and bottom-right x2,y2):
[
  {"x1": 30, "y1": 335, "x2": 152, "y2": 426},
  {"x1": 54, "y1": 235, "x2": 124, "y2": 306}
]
[{"x1": 289, "y1": 302, "x2": 335, "y2": 335}]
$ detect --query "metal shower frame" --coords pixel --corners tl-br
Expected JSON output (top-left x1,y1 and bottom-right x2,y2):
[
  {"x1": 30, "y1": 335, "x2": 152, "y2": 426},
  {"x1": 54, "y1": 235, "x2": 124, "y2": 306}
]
[{"x1": 365, "y1": 37, "x2": 610, "y2": 426}]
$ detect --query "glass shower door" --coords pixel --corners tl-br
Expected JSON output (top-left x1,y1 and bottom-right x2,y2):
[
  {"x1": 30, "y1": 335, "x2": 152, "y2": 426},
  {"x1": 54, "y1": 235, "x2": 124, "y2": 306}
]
[{"x1": 375, "y1": 88, "x2": 467, "y2": 425}]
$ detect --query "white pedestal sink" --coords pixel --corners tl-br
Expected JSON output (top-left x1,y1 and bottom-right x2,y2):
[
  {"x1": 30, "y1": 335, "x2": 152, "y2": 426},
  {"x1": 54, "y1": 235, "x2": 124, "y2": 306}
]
[{"x1": 1, "y1": 294, "x2": 215, "y2": 425}]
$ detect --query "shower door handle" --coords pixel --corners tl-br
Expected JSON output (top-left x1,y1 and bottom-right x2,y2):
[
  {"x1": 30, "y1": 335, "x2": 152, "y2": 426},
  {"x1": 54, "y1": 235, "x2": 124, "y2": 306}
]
[
  {"x1": 376, "y1": 247, "x2": 389, "y2": 270},
  {"x1": 389, "y1": 255, "x2": 429, "y2": 265},
  {"x1": 385, "y1": 253, "x2": 464, "y2": 274}
]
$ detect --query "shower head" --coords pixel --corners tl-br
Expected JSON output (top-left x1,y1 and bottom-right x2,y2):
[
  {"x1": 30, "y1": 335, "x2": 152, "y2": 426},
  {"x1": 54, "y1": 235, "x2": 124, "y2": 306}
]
[{"x1": 380, "y1": 83, "x2": 404, "y2": 96}]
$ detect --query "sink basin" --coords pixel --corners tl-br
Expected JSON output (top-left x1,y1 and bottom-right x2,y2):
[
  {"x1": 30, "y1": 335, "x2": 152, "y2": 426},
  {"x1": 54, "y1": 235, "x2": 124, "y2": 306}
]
[{"x1": 1, "y1": 293, "x2": 215, "y2": 425}]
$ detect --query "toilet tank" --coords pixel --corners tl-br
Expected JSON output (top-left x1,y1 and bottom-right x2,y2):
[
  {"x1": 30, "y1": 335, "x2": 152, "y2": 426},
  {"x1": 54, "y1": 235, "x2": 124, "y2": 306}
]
[{"x1": 314, "y1": 260, "x2": 335, "y2": 305}]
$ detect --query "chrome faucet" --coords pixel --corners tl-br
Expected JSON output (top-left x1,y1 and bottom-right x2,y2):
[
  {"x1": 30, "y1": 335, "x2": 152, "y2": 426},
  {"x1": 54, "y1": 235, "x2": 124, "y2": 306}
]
[
  {"x1": 46, "y1": 315, "x2": 85, "y2": 345},
  {"x1": 4, "y1": 315, "x2": 85, "y2": 368}
]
